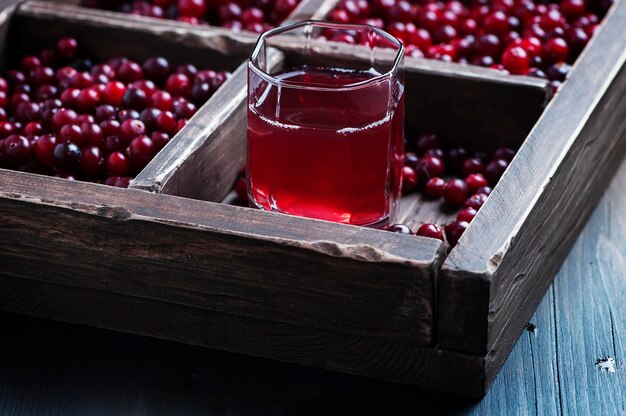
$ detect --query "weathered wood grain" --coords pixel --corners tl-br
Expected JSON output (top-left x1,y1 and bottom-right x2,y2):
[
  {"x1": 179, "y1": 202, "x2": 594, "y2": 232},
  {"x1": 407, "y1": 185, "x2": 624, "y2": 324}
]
[
  {"x1": 0, "y1": 275, "x2": 485, "y2": 397},
  {"x1": 0, "y1": 155, "x2": 624, "y2": 411},
  {"x1": 0, "y1": 169, "x2": 444, "y2": 344},
  {"x1": 440, "y1": 0, "x2": 626, "y2": 356}
]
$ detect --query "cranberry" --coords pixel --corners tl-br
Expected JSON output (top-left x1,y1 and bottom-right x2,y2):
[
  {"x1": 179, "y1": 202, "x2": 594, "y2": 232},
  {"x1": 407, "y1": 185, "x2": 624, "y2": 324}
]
[
  {"x1": 445, "y1": 220, "x2": 468, "y2": 247},
  {"x1": 457, "y1": 207, "x2": 477, "y2": 222},
  {"x1": 241, "y1": 7, "x2": 264, "y2": 25},
  {"x1": 388, "y1": 223, "x2": 413, "y2": 234},
  {"x1": 128, "y1": 135, "x2": 157, "y2": 170},
  {"x1": 122, "y1": 88, "x2": 150, "y2": 110},
  {"x1": 151, "y1": 90, "x2": 174, "y2": 110},
  {"x1": 462, "y1": 157, "x2": 485, "y2": 176},
  {"x1": 103, "y1": 135, "x2": 126, "y2": 154},
  {"x1": 95, "y1": 104, "x2": 117, "y2": 122},
  {"x1": 448, "y1": 147, "x2": 469, "y2": 170},
  {"x1": 56, "y1": 37, "x2": 79, "y2": 60},
  {"x1": 415, "y1": 223, "x2": 444, "y2": 241},
  {"x1": 106, "y1": 151, "x2": 131, "y2": 176},
  {"x1": 100, "y1": 119, "x2": 121, "y2": 137},
  {"x1": 0, "y1": 77, "x2": 8, "y2": 93},
  {"x1": 424, "y1": 177, "x2": 446, "y2": 198},
  {"x1": 464, "y1": 173, "x2": 488, "y2": 194},
  {"x1": 3, "y1": 135, "x2": 31, "y2": 166},
  {"x1": 485, "y1": 158, "x2": 509, "y2": 185},
  {"x1": 34, "y1": 84, "x2": 58, "y2": 101},
  {"x1": 151, "y1": 131, "x2": 171, "y2": 149},
  {"x1": 275, "y1": 0, "x2": 298, "y2": 19},
  {"x1": 139, "y1": 108, "x2": 162, "y2": 132},
  {"x1": 190, "y1": 83, "x2": 212, "y2": 106},
  {"x1": 24, "y1": 122, "x2": 43, "y2": 136},
  {"x1": 165, "y1": 73, "x2": 192, "y2": 97},
  {"x1": 60, "y1": 88, "x2": 81, "y2": 108},
  {"x1": 542, "y1": 37, "x2": 569, "y2": 64},
  {"x1": 117, "y1": 61, "x2": 144, "y2": 83},
  {"x1": 178, "y1": 0, "x2": 206, "y2": 17},
  {"x1": 442, "y1": 178, "x2": 469, "y2": 207},
  {"x1": 131, "y1": 79, "x2": 157, "y2": 98},
  {"x1": 33, "y1": 134, "x2": 57, "y2": 167},
  {"x1": 82, "y1": 123, "x2": 104, "y2": 146},
  {"x1": 143, "y1": 56, "x2": 171, "y2": 85},
  {"x1": 76, "y1": 88, "x2": 101, "y2": 112},
  {"x1": 501, "y1": 46, "x2": 530, "y2": 75},
  {"x1": 401, "y1": 165, "x2": 418, "y2": 192},
  {"x1": 547, "y1": 62, "x2": 572, "y2": 81},
  {"x1": 417, "y1": 155, "x2": 445, "y2": 180},
  {"x1": 120, "y1": 119, "x2": 146, "y2": 142},
  {"x1": 51, "y1": 109, "x2": 78, "y2": 132},
  {"x1": 14, "y1": 102, "x2": 40, "y2": 123},
  {"x1": 53, "y1": 141, "x2": 82, "y2": 171},
  {"x1": 101, "y1": 81, "x2": 126, "y2": 106},
  {"x1": 403, "y1": 152, "x2": 418, "y2": 169},
  {"x1": 68, "y1": 72, "x2": 94, "y2": 89},
  {"x1": 59, "y1": 124, "x2": 84, "y2": 146},
  {"x1": 80, "y1": 146, "x2": 104, "y2": 177},
  {"x1": 157, "y1": 111, "x2": 177, "y2": 133}
]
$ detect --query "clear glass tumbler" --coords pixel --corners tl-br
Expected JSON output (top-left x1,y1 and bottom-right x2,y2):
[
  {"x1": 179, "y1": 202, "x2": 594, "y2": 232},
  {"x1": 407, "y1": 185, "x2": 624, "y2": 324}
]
[{"x1": 247, "y1": 21, "x2": 404, "y2": 228}]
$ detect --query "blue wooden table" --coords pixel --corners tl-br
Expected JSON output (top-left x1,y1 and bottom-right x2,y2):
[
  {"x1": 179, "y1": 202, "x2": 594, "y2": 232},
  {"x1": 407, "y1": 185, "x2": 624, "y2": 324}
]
[{"x1": 1, "y1": 158, "x2": 624, "y2": 415}]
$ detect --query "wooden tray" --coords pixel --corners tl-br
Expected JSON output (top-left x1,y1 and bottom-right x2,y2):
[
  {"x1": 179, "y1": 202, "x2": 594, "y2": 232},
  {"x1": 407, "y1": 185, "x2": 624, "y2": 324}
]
[{"x1": 0, "y1": 0, "x2": 624, "y2": 397}]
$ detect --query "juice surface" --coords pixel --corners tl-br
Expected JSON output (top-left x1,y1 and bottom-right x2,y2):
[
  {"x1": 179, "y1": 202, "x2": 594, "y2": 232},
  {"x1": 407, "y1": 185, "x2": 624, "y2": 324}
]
[{"x1": 247, "y1": 66, "x2": 403, "y2": 226}]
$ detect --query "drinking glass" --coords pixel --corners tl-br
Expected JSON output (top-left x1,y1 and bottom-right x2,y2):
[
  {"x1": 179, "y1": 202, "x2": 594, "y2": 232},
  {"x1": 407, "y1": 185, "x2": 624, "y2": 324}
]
[{"x1": 247, "y1": 20, "x2": 404, "y2": 228}]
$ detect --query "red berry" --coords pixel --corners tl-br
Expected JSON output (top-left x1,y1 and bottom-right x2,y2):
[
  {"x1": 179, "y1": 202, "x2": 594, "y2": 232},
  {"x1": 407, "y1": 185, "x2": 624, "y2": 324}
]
[
  {"x1": 542, "y1": 38, "x2": 569, "y2": 64},
  {"x1": 76, "y1": 88, "x2": 101, "y2": 112},
  {"x1": 3, "y1": 135, "x2": 31, "y2": 166},
  {"x1": 501, "y1": 46, "x2": 530, "y2": 75},
  {"x1": 462, "y1": 157, "x2": 485, "y2": 176},
  {"x1": 464, "y1": 173, "x2": 488, "y2": 194},
  {"x1": 401, "y1": 165, "x2": 418, "y2": 192},
  {"x1": 117, "y1": 61, "x2": 144, "y2": 83},
  {"x1": 102, "y1": 81, "x2": 127, "y2": 106},
  {"x1": 417, "y1": 155, "x2": 445, "y2": 180},
  {"x1": 415, "y1": 223, "x2": 444, "y2": 241},
  {"x1": 120, "y1": 119, "x2": 146, "y2": 142},
  {"x1": 80, "y1": 146, "x2": 104, "y2": 177},
  {"x1": 442, "y1": 179, "x2": 469, "y2": 207},
  {"x1": 128, "y1": 135, "x2": 157, "y2": 170},
  {"x1": 485, "y1": 158, "x2": 509, "y2": 185},
  {"x1": 56, "y1": 37, "x2": 79, "y2": 60},
  {"x1": 457, "y1": 207, "x2": 477, "y2": 222},
  {"x1": 59, "y1": 124, "x2": 84, "y2": 146},
  {"x1": 425, "y1": 177, "x2": 445, "y2": 198},
  {"x1": 106, "y1": 151, "x2": 131, "y2": 176},
  {"x1": 33, "y1": 134, "x2": 57, "y2": 167},
  {"x1": 464, "y1": 193, "x2": 488, "y2": 209},
  {"x1": 178, "y1": 0, "x2": 207, "y2": 18},
  {"x1": 388, "y1": 223, "x2": 412, "y2": 234},
  {"x1": 165, "y1": 73, "x2": 192, "y2": 97},
  {"x1": 53, "y1": 142, "x2": 82, "y2": 172},
  {"x1": 445, "y1": 220, "x2": 468, "y2": 247},
  {"x1": 51, "y1": 109, "x2": 78, "y2": 132},
  {"x1": 157, "y1": 111, "x2": 177, "y2": 133}
]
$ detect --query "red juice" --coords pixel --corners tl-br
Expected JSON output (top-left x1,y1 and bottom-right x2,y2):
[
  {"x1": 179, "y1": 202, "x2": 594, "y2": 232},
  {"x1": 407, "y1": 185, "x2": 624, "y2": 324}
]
[{"x1": 247, "y1": 66, "x2": 404, "y2": 226}]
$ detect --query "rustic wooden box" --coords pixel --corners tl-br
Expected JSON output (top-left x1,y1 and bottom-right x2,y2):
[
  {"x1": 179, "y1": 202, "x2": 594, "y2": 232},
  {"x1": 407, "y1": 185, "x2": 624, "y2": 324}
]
[{"x1": 0, "y1": 0, "x2": 624, "y2": 397}]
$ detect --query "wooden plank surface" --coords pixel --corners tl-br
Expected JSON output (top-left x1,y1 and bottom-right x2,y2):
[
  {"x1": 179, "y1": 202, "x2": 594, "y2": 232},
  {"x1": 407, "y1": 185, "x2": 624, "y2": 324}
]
[
  {"x1": 0, "y1": 154, "x2": 624, "y2": 414},
  {"x1": 0, "y1": 169, "x2": 444, "y2": 345}
]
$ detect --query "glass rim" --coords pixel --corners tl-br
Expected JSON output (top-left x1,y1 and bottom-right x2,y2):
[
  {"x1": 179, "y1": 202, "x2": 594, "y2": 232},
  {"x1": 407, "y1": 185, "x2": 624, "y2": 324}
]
[{"x1": 248, "y1": 20, "x2": 404, "y2": 92}]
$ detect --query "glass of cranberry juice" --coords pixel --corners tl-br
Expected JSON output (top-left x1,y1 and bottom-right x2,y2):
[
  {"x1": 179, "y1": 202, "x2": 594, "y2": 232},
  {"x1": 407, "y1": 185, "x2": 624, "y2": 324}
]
[{"x1": 247, "y1": 21, "x2": 404, "y2": 227}]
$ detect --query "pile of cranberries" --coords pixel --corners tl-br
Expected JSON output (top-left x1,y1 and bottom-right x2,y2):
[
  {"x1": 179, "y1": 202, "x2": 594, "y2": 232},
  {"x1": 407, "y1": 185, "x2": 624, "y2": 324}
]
[
  {"x1": 0, "y1": 37, "x2": 230, "y2": 187},
  {"x1": 81, "y1": 0, "x2": 301, "y2": 33},
  {"x1": 389, "y1": 131, "x2": 515, "y2": 247},
  {"x1": 328, "y1": 0, "x2": 612, "y2": 88}
]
